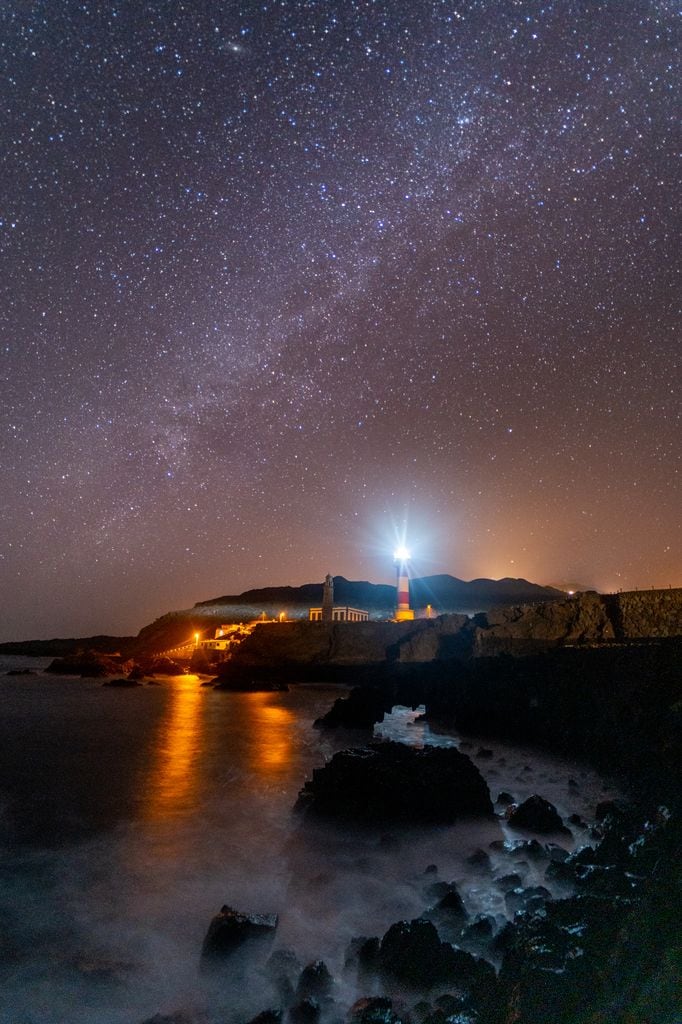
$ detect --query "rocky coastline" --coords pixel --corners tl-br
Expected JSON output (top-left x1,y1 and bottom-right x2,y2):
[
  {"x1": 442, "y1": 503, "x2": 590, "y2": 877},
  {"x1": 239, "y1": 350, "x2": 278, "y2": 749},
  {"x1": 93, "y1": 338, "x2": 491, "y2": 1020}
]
[
  {"x1": 5, "y1": 590, "x2": 680, "y2": 1022},
  {"x1": 189, "y1": 634, "x2": 680, "y2": 1024}
]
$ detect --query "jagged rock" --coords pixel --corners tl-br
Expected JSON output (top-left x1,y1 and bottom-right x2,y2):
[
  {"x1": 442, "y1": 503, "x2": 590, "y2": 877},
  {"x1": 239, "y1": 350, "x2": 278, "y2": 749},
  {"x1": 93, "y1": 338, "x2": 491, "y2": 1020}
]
[
  {"x1": 431, "y1": 888, "x2": 468, "y2": 920},
  {"x1": 295, "y1": 960, "x2": 333, "y2": 1001},
  {"x1": 314, "y1": 687, "x2": 388, "y2": 730},
  {"x1": 102, "y1": 677, "x2": 142, "y2": 687},
  {"x1": 507, "y1": 795, "x2": 570, "y2": 834},
  {"x1": 296, "y1": 742, "x2": 493, "y2": 823},
  {"x1": 201, "y1": 905, "x2": 278, "y2": 961},
  {"x1": 377, "y1": 918, "x2": 456, "y2": 988},
  {"x1": 496, "y1": 791, "x2": 515, "y2": 806}
]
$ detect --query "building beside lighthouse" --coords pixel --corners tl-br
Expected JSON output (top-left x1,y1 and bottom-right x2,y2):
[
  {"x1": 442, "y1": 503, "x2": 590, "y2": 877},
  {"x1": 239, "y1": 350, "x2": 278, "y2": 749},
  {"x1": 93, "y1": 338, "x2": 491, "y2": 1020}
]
[{"x1": 309, "y1": 573, "x2": 369, "y2": 622}]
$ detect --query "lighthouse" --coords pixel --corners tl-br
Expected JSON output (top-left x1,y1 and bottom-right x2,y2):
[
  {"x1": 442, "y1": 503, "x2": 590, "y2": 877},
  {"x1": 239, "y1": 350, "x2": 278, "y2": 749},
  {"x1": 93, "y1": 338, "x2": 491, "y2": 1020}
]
[{"x1": 394, "y1": 546, "x2": 415, "y2": 621}]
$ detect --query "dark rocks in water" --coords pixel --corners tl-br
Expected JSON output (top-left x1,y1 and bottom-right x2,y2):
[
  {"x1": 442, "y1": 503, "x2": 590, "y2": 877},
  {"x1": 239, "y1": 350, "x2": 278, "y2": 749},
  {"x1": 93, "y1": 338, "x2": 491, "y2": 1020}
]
[
  {"x1": 545, "y1": 842, "x2": 569, "y2": 861},
  {"x1": 544, "y1": 859, "x2": 577, "y2": 886},
  {"x1": 200, "y1": 904, "x2": 278, "y2": 961},
  {"x1": 510, "y1": 838, "x2": 549, "y2": 861},
  {"x1": 431, "y1": 887, "x2": 468, "y2": 921},
  {"x1": 490, "y1": 921, "x2": 517, "y2": 959},
  {"x1": 496, "y1": 791, "x2": 515, "y2": 806},
  {"x1": 459, "y1": 914, "x2": 496, "y2": 956},
  {"x1": 295, "y1": 960, "x2": 333, "y2": 1001},
  {"x1": 46, "y1": 652, "x2": 130, "y2": 678},
  {"x1": 507, "y1": 795, "x2": 570, "y2": 834},
  {"x1": 348, "y1": 996, "x2": 403, "y2": 1023},
  {"x1": 489, "y1": 837, "x2": 547, "y2": 860},
  {"x1": 495, "y1": 805, "x2": 681, "y2": 1024},
  {"x1": 102, "y1": 677, "x2": 142, "y2": 688},
  {"x1": 296, "y1": 741, "x2": 493, "y2": 823},
  {"x1": 376, "y1": 918, "x2": 456, "y2": 988},
  {"x1": 127, "y1": 665, "x2": 147, "y2": 681},
  {"x1": 5, "y1": 668, "x2": 36, "y2": 675},
  {"x1": 314, "y1": 686, "x2": 388, "y2": 730},
  {"x1": 504, "y1": 885, "x2": 553, "y2": 917},
  {"x1": 373, "y1": 917, "x2": 496, "y2": 1001}
]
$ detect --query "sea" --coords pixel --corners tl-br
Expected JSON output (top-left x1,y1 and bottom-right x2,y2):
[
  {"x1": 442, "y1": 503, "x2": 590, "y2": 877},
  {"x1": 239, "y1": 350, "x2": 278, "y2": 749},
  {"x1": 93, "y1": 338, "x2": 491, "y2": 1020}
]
[{"x1": 0, "y1": 656, "x2": 622, "y2": 1023}]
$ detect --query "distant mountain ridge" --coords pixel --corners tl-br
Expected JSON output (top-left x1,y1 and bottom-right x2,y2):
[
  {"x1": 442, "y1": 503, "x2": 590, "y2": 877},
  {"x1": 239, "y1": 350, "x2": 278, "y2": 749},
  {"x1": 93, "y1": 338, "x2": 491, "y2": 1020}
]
[{"x1": 195, "y1": 574, "x2": 564, "y2": 614}]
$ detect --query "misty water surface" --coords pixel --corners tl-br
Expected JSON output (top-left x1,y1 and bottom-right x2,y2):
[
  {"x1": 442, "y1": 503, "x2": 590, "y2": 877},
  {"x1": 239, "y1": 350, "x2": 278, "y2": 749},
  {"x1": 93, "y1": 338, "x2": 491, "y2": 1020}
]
[{"x1": 0, "y1": 661, "x2": 620, "y2": 1023}]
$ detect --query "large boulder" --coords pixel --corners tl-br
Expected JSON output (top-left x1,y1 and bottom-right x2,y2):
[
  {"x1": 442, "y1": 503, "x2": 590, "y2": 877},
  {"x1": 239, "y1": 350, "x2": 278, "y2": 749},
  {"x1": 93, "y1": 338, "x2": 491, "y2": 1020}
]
[
  {"x1": 376, "y1": 918, "x2": 495, "y2": 997},
  {"x1": 200, "y1": 905, "x2": 278, "y2": 962},
  {"x1": 377, "y1": 919, "x2": 456, "y2": 988},
  {"x1": 296, "y1": 741, "x2": 494, "y2": 823},
  {"x1": 507, "y1": 795, "x2": 570, "y2": 834}
]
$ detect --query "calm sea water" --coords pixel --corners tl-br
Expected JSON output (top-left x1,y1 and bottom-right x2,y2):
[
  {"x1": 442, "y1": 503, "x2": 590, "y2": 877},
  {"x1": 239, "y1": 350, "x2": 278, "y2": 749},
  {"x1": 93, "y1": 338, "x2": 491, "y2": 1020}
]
[{"x1": 0, "y1": 658, "x2": 620, "y2": 1023}]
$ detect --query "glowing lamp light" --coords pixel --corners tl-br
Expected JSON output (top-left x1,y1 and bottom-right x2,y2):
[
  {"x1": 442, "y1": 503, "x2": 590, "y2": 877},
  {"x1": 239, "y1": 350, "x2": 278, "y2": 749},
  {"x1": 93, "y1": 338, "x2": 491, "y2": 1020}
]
[{"x1": 393, "y1": 545, "x2": 411, "y2": 562}]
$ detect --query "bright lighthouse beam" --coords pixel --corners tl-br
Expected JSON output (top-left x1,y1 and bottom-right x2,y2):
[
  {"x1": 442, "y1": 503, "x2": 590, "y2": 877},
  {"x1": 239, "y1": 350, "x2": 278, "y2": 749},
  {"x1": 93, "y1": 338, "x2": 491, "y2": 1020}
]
[{"x1": 393, "y1": 545, "x2": 411, "y2": 562}]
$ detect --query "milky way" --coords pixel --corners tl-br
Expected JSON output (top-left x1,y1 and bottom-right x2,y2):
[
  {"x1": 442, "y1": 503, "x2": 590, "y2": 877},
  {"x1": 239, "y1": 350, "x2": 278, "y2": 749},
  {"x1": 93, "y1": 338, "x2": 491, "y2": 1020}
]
[{"x1": 0, "y1": 1, "x2": 679, "y2": 639}]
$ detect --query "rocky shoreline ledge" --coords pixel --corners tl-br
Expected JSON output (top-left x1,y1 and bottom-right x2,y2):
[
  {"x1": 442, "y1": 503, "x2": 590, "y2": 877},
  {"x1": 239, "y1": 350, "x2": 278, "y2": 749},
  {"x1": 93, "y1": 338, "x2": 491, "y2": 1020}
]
[{"x1": 136, "y1": 637, "x2": 679, "y2": 1024}]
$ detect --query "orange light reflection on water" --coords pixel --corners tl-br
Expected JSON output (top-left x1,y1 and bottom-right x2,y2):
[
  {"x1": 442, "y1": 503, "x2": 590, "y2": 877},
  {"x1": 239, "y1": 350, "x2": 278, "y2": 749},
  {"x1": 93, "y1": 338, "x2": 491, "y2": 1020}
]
[
  {"x1": 244, "y1": 694, "x2": 295, "y2": 778},
  {"x1": 142, "y1": 675, "x2": 205, "y2": 823}
]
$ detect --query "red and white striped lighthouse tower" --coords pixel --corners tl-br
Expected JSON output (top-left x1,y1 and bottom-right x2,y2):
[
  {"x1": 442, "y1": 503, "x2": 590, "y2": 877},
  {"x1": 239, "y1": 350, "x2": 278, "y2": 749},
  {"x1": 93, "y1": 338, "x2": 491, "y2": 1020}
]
[{"x1": 394, "y1": 546, "x2": 415, "y2": 621}]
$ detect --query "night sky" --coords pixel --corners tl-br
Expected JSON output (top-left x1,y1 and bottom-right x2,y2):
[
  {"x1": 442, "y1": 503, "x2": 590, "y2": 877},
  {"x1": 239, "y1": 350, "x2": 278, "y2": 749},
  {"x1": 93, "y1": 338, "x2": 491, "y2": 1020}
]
[{"x1": 1, "y1": 1, "x2": 679, "y2": 641}]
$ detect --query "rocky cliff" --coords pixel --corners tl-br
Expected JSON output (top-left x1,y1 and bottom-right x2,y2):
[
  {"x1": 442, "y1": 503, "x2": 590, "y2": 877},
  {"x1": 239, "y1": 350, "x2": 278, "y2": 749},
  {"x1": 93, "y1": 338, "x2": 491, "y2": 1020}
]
[
  {"x1": 216, "y1": 588, "x2": 682, "y2": 678},
  {"x1": 472, "y1": 588, "x2": 682, "y2": 656}
]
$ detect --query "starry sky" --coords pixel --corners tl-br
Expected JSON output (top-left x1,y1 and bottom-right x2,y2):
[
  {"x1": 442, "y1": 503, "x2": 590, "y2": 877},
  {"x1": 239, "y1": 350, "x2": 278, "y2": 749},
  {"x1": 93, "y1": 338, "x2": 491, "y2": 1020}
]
[{"x1": 1, "y1": 1, "x2": 679, "y2": 641}]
